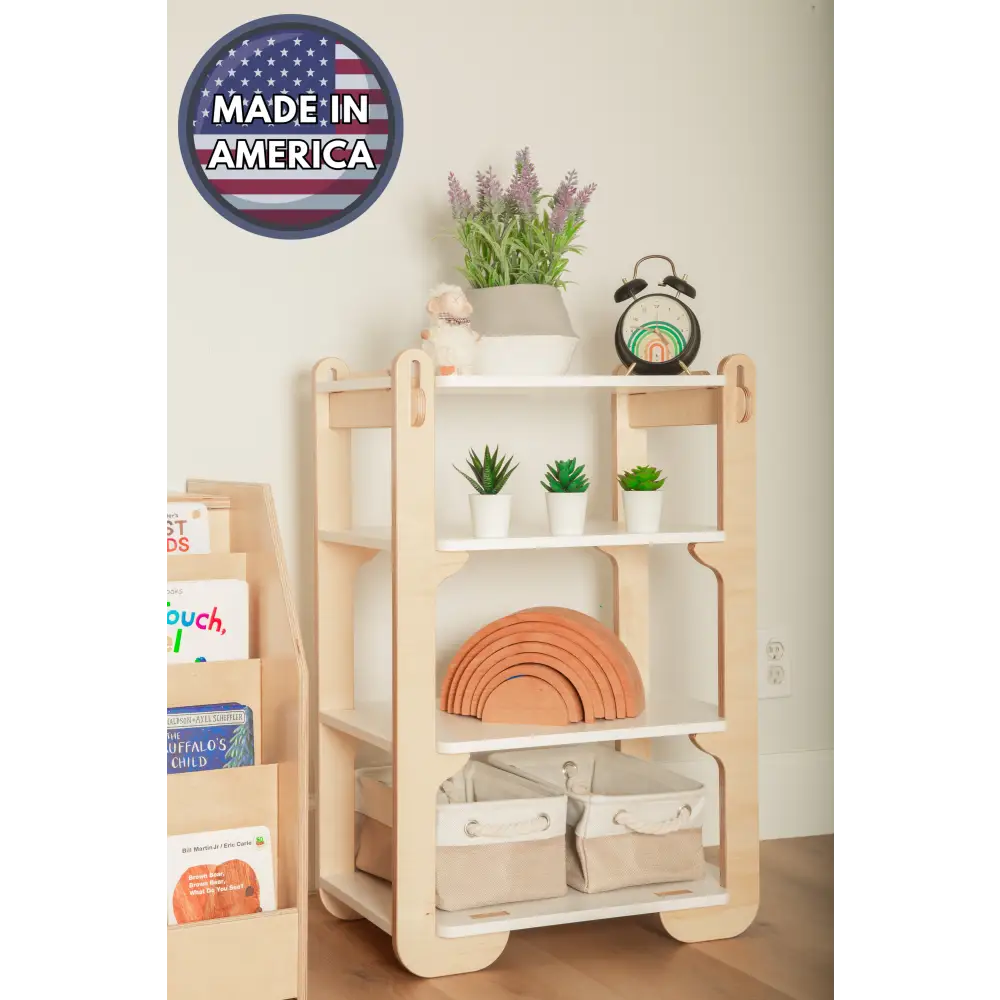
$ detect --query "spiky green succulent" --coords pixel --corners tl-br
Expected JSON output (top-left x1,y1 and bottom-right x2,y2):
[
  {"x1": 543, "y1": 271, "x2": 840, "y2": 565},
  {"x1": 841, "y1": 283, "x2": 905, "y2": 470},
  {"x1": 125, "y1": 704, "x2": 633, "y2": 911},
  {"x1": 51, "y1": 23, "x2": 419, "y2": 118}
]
[
  {"x1": 617, "y1": 465, "x2": 665, "y2": 492},
  {"x1": 454, "y1": 445, "x2": 518, "y2": 495},
  {"x1": 541, "y1": 457, "x2": 590, "y2": 493}
]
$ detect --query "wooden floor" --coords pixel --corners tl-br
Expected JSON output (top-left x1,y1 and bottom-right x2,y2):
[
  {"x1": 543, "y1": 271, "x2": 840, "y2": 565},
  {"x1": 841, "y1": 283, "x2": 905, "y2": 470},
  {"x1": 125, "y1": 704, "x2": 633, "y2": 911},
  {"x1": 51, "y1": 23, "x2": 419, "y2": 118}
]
[{"x1": 308, "y1": 835, "x2": 833, "y2": 1000}]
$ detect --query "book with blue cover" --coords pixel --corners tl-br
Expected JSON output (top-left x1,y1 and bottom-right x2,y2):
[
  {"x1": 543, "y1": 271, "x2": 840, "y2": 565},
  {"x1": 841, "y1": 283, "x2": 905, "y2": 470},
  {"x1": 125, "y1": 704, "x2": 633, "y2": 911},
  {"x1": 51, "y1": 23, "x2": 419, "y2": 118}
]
[{"x1": 167, "y1": 702, "x2": 254, "y2": 775}]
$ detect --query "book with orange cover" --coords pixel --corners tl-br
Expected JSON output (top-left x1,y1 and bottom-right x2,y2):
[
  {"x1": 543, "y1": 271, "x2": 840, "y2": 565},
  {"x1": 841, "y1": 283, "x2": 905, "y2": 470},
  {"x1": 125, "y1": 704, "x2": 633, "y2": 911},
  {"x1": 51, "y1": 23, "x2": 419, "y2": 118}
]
[{"x1": 167, "y1": 825, "x2": 276, "y2": 925}]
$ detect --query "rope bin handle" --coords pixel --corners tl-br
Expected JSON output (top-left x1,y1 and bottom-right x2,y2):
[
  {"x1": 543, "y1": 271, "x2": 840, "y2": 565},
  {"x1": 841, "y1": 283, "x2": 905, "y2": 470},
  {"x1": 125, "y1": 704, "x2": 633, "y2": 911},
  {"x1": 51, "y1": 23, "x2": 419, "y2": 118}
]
[
  {"x1": 613, "y1": 804, "x2": 693, "y2": 836},
  {"x1": 464, "y1": 813, "x2": 551, "y2": 839}
]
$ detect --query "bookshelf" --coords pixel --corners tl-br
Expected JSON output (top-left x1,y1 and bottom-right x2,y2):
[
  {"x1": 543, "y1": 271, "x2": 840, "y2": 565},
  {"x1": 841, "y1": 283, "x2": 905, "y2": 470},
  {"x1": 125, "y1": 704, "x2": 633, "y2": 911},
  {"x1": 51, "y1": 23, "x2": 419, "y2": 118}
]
[
  {"x1": 312, "y1": 351, "x2": 759, "y2": 977},
  {"x1": 167, "y1": 481, "x2": 308, "y2": 1000}
]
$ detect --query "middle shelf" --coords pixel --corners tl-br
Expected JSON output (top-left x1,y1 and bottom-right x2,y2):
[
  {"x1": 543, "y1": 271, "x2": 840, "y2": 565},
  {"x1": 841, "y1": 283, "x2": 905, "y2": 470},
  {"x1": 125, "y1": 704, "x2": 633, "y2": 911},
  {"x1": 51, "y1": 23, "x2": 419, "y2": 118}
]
[{"x1": 320, "y1": 691, "x2": 723, "y2": 754}]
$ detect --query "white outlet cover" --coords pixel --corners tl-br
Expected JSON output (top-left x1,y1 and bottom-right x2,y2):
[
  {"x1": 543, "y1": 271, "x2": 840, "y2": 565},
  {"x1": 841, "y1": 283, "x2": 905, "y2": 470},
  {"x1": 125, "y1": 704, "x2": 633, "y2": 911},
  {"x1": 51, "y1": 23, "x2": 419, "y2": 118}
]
[{"x1": 758, "y1": 627, "x2": 791, "y2": 698}]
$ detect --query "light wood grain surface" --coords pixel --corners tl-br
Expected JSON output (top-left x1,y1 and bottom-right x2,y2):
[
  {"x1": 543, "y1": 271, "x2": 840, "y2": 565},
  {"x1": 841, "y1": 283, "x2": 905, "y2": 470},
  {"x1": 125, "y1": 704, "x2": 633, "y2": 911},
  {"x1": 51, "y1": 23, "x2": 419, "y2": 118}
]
[{"x1": 307, "y1": 835, "x2": 833, "y2": 1000}]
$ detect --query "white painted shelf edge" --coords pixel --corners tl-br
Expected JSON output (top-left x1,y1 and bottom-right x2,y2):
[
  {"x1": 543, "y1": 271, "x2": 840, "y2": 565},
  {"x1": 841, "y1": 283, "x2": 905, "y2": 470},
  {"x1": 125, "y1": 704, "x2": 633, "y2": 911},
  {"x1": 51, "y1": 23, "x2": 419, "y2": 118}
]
[
  {"x1": 316, "y1": 374, "x2": 725, "y2": 394},
  {"x1": 320, "y1": 866, "x2": 728, "y2": 939},
  {"x1": 319, "y1": 694, "x2": 724, "y2": 755},
  {"x1": 320, "y1": 522, "x2": 723, "y2": 552}
]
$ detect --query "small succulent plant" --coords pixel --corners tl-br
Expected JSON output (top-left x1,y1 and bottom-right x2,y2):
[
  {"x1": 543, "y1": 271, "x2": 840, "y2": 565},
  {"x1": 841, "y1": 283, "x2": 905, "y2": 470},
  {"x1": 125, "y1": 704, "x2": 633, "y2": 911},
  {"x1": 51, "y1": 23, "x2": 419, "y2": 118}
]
[
  {"x1": 617, "y1": 465, "x2": 665, "y2": 492},
  {"x1": 541, "y1": 458, "x2": 590, "y2": 493},
  {"x1": 455, "y1": 445, "x2": 518, "y2": 495}
]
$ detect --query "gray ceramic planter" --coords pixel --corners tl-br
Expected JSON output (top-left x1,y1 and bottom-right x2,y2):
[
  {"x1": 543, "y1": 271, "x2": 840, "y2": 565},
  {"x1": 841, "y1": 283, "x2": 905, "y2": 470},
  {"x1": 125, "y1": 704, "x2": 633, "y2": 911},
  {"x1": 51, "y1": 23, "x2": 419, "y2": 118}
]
[{"x1": 466, "y1": 285, "x2": 578, "y2": 375}]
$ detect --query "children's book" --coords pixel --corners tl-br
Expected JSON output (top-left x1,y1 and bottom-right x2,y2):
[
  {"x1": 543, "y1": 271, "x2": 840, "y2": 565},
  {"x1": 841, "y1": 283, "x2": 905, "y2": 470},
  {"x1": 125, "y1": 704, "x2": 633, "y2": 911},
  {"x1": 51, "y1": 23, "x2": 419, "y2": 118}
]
[
  {"x1": 167, "y1": 703, "x2": 254, "y2": 774},
  {"x1": 167, "y1": 501, "x2": 211, "y2": 554},
  {"x1": 167, "y1": 579, "x2": 249, "y2": 663},
  {"x1": 167, "y1": 825, "x2": 276, "y2": 925}
]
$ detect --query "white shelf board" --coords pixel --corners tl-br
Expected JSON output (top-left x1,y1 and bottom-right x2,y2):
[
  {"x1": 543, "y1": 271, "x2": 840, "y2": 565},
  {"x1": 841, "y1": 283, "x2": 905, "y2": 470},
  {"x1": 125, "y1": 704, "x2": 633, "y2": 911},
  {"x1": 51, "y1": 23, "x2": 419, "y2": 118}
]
[
  {"x1": 437, "y1": 866, "x2": 728, "y2": 937},
  {"x1": 320, "y1": 692, "x2": 723, "y2": 755},
  {"x1": 319, "y1": 867, "x2": 728, "y2": 939},
  {"x1": 316, "y1": 374, "x2": 724, "y2": 394},
  {"x1": 320, "y1": 522, "x2": 723, "y2": 553},
  {"x1": 319, "y1": 872, "x2": 391, "y2": 934}
]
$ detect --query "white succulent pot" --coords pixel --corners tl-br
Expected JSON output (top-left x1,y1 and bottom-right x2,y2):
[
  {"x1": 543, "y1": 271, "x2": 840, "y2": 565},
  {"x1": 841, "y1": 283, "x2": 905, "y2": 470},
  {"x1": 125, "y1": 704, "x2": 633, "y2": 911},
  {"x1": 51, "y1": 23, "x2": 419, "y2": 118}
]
[
  {"x1": 545, "y1": 492, "x2": 589, "y2": 536},
  {"x1": 469, "y1": 493, "x2": 512, "y2": 539},
  {"x1": 621, "y1": 490, "x2": 664, "y2": 534}
]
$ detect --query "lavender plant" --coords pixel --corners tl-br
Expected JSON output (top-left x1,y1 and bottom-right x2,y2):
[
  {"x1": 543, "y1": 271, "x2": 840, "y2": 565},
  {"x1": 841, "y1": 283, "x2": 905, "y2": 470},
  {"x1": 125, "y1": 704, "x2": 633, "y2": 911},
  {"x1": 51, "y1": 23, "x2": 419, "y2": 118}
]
[{"x1": 447, "y1": 148, "x2": 596, "y2": 288}]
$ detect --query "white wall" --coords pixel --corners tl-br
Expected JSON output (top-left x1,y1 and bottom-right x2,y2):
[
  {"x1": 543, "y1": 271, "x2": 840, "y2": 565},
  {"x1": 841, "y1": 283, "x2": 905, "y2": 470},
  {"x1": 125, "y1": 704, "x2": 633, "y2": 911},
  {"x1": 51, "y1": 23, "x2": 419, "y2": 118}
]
[{"x1": 168, "y1": 0, "x2": 833, "y2": 844}]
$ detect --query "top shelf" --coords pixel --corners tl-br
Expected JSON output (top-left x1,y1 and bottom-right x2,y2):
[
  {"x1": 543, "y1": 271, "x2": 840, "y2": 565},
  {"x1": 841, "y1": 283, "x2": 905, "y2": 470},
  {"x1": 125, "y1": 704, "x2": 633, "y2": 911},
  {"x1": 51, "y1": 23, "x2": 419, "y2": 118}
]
[{"x1": 316, "y1": 374, "x2": 725, "y2": 394}]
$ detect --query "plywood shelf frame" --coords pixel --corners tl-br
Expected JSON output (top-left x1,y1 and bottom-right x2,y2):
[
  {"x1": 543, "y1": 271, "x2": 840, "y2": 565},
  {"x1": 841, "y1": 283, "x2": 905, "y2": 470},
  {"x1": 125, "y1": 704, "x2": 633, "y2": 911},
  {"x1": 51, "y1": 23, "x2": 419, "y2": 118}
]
[{"x1": 311, "y1": 350, "x2": 759, "y2": 977}]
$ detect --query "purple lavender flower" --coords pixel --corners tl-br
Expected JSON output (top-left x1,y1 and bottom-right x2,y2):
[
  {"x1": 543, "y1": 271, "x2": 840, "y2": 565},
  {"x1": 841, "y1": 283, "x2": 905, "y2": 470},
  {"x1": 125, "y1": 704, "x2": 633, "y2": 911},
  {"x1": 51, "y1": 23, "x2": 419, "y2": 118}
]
[
  {"x1": 572, "y1": 182, "x2": 597, "y2": 214},
  {"x1": 475, "y1": 167, "x2": 504, "y2": 208},
  {"x1": 548, "y1": 202, "x2": 569, "y2": 233},
  {"x1": 506, "y1": 147, "x2": 541, "y2": 217},
  {"x1": 552, "y1": 169, "x2": 579, "y2": 211},
  {"x1": 514, "y1": 147, "x2": 540, "y2": 196},
  {"x1": 548, "y1": 170, "x2": 595, "y2": 231},
  {"x1": 448, "y1": 172, "x2": 473, "y2": 218}
]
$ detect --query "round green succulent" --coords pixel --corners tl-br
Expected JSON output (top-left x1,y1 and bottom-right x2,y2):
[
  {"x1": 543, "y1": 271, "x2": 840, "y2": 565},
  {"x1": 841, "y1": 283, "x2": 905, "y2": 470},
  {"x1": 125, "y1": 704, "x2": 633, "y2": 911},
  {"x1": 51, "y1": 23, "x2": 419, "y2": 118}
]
[
  {"x1": 542, "y1": 458, "x2": 590, "y2": 493},
  {"x1": 617, "y1": 465, "x2": 665, "y2": 492}
]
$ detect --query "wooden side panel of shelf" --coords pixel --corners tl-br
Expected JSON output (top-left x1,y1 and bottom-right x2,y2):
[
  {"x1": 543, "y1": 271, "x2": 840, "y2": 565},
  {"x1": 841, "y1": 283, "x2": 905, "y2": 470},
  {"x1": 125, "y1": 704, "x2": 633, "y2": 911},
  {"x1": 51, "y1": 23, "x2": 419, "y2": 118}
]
[
  {"x1": 181, "y1": 479, "x2": 310, "y2": 999},
  {"x1": 599, "y1": 387, "x2": 652, "y2": 761},
  {"x1": 659, "y1": 356, "x2": 760, "y2": 942},
  {"x1": 312, "y1": 357, "x2": 381, "y2": 923},
  {"x1": 389, "y1": 350, "x2": 510, "y2": 977}
]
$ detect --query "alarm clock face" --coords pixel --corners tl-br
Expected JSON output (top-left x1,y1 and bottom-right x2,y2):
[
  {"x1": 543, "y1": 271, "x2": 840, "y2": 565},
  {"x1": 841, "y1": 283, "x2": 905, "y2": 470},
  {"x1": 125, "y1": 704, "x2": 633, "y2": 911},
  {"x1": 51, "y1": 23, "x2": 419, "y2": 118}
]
[{"x1": 621, "y1": 294, "x2": 694, "y2": 365}]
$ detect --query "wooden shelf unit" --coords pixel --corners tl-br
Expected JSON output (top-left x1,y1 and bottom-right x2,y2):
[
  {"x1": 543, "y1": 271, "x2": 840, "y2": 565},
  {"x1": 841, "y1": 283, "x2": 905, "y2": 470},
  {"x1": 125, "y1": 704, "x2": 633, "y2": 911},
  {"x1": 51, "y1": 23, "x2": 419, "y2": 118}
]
[
  {"x1": 168, "y1": 481, "x2": 309, "y2": 1000},
  {"x1": 312, "y1": 352, "x2": 759, "y2": 978}
]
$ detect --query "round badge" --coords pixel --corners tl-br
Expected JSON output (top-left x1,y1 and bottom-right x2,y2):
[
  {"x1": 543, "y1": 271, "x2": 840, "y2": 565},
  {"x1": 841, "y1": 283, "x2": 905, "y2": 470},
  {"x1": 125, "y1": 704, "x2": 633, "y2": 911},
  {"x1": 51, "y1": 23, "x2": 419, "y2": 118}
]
[{"x1": 178, "y1": 14, "x2": 403, "y2": 239}]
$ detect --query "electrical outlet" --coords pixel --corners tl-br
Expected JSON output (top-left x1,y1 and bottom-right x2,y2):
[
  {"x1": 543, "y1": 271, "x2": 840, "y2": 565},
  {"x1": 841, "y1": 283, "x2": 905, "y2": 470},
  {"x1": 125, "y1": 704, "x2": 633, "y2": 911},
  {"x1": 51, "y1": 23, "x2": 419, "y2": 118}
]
[{"x1": 758, "y1": 628, "x2": 791, "y2": 698}]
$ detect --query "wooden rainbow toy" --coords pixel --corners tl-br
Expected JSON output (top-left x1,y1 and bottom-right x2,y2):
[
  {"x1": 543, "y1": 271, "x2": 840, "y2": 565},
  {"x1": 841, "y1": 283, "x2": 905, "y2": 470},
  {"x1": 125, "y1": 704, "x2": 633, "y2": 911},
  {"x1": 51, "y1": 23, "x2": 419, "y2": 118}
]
[{"x1": 441, "y1": 607, "x2": 645, "y2": 726}]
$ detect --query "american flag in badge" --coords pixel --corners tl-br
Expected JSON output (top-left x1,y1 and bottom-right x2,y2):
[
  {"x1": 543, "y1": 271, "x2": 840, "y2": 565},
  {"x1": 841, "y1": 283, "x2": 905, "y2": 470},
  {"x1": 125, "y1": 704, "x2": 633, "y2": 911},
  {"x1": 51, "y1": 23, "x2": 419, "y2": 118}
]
[{"x1": 179, "y1": 16, "x2": 403, "y2": 239}]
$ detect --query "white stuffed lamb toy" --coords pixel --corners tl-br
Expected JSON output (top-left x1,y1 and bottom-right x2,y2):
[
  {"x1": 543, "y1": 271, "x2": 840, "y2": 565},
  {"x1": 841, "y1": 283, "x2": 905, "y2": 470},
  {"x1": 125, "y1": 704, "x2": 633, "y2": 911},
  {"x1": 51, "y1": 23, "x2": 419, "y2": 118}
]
[{"x1": 420, "y1": 284, "x2": 480, "y2": 375}]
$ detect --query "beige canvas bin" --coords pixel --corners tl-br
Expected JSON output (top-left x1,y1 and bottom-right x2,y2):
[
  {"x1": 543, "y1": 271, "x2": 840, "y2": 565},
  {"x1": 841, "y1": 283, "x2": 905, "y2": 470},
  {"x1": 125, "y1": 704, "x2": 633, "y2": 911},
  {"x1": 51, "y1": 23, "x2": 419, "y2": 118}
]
[
  {"x1": 354, "y1": 761, "x2": 568, "y2": 911},
  {"x1": 488, "y1": 745, "x2": 706, "y2": 893}
]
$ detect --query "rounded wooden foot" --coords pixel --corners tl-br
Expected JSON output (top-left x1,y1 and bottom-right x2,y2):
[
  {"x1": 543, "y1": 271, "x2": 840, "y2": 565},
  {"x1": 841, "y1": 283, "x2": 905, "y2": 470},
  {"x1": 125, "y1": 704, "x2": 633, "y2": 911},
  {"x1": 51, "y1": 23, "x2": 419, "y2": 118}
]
[
  {"x1": 394, "y1": 930, "x2": 509, "y2": 978},
  {"x1": 318, "y1": 886, "x2": 362, "y2": 921},
  {"x1": 660, "y1": 901, "x2": 758, "y2": 942}
]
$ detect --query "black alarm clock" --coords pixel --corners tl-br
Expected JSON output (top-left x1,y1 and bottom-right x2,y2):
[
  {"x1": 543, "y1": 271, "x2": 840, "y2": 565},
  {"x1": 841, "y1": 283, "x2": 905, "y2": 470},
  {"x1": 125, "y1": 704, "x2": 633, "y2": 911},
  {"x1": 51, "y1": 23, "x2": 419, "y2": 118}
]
[{"x1": 613, "y1": 254, "x2": 701, "y2": 375}]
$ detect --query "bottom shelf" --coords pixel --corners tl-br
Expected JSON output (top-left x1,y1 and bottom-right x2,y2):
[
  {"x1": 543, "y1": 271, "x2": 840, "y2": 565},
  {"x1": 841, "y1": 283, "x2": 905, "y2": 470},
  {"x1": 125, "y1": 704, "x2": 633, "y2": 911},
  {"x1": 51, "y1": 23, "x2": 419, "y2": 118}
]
[{"x1": 320, "y1": 865, "x2": 728, "y2": 939}]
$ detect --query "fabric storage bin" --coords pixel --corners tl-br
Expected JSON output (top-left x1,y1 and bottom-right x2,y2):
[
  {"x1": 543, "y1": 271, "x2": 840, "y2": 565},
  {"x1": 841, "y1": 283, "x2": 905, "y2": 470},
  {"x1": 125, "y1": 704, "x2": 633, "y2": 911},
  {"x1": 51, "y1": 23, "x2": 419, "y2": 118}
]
[
  {"x1": 488, "y1": 745, "x2": 705, "y2": 893},
  {"x1": 354, "y1": 761, "x2": 568, "y2": 911}
]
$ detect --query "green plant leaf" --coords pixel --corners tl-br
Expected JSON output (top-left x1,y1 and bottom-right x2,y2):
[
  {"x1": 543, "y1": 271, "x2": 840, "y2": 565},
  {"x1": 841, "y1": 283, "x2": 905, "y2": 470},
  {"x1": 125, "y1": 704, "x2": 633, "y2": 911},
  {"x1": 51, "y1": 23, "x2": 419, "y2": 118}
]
[
  {"x1": 495, "y1": 463, "x2": 518, "y2": 491},
  {"x1": 454, "y1": 466, "x2": 485, "y2": 493}
]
